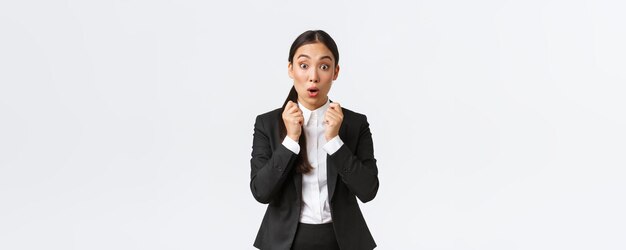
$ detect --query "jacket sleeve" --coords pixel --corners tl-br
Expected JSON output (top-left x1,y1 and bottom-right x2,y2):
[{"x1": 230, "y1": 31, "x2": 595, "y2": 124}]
[
  {"x1": 249, "y1": 115, "x2": 298, "y2": 204},
  {"x1": 328, "y1": 115, "x2": 379, "y2": 203}
]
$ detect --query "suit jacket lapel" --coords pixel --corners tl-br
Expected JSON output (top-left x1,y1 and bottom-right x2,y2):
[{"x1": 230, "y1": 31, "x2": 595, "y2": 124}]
[
  {"x1": 327, "y1": 119, "x2": 348, "y2": 202},
  {"x1": 293, "y1": 171, "x2": 302, "y2": 202}
]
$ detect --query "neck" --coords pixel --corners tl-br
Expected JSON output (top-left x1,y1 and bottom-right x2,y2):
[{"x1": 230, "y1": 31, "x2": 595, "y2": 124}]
[{"x1": 297, "y1": 96, "x2": 328, "y2": 111}]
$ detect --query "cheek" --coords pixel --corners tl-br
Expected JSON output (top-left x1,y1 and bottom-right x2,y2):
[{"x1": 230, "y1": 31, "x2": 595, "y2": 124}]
[
  {"x1": 293, "y1": 74, "x2": 307, "y2": 91},
  {"x1": 293, "y1": 70, "x2": 308, "y2": 82},
  {"x1": 322, "y1": 86, "x2": 332, "y2": 94},
  {"x1": 322, "y1": 73, "x2": 335, "y2": 84}
]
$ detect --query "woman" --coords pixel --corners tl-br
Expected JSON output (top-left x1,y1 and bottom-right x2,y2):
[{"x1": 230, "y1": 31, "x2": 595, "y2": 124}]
[{"x1": 250, "y1": 30, "x2": 379, "y2": 250}]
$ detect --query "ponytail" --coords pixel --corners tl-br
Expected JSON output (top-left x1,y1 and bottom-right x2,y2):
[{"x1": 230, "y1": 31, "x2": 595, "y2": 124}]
[{"x1": 279, "y1": 86, "x2": 313, "y2": 174}]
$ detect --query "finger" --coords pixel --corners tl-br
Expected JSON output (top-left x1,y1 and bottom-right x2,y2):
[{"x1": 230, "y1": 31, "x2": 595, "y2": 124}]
[
  {"x1": 326, "y1": 107, "x2": 338, "y2": 115},
  {"x1": 287, "y1": 101, "x2": 301, "y2": 111},
  {"x1": 329, "y1": 104, "x2": 342, "y2": 115},
  {"x1": 284, "y1": 102, "x2": 294, "y2": 114},
  {"x1": 287, "y1": 115, "x2": 300, "y2": 124},
  {"x1": 325, "y1": 112, "x2": 338, "y2": 123},
  {"x1": 292, "y1": 103, "x2": 302, "y2": 113},
  {"x1": 326, "y1": 108, "x2": 342, "y2": 119},
  {"x1": 287, "y1": 107, "x2": 297, "y2": 115},
  {"x1": 329, "y1": 102, "x2": 341, "y2": 110},
  {"x1": 287, "y1": 102, "x2": 300, "y2": 114},
  {"x1": 325, "y1": 109, "x2": 337, "y2": 118}
]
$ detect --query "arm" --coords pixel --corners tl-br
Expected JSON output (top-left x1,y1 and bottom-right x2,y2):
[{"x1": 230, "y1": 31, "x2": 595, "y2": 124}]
[
  {"x1": 328, "y1": 116, "x2": 379, "y2": 203},
  {"x1": 249, "y1": 115, "x2": 298, "y2": 204}
]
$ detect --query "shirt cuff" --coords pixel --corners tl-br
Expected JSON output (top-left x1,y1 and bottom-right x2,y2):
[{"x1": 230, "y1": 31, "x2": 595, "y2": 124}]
[
  {"x1": 282, "y1": 136, "x2": 300, "y2": 154},
  {"x1": 323, "y1": 136, "x2": 344, "y2": 155}
]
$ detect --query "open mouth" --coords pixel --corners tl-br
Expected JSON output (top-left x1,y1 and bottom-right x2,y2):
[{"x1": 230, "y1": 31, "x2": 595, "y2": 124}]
[{"x1": 307, "y1": 87, "x2": 319, "y2": 97}]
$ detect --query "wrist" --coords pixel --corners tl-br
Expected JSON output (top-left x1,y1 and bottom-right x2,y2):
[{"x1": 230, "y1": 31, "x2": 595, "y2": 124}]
[
  {"x1": 325, "y1": 134, "x2": 337, "y2": 141},
  {"x1": 288, "y1": 134, "x2": 300, "y2": 142}
]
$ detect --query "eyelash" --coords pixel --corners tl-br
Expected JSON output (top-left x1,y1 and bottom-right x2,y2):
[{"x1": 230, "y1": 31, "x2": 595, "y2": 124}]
[{"x1": 299, "y1": 63, "x2": 330, "y2": 70}]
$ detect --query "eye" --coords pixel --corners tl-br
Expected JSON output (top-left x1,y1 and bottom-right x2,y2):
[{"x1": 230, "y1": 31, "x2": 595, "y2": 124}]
[
  {"x1": 320, "y1": 64, "x2": 329, "y2": 70},
  {"x1": 299, "y1": 63, "x2": 308, "y2": 69}
]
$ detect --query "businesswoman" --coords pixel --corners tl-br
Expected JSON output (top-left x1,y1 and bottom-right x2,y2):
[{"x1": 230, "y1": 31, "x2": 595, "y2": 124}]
[{"x1": 250, "y1": 30, "x2": 379, "y2": 250}]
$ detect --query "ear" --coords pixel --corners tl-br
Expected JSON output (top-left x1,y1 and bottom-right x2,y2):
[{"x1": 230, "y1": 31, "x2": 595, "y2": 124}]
[
  {"x1": 288, "y1": 62, "x2": 294, "y2": 79},
  {"x1": 332, "y1": 64, "x2": 340, "y2": 81}
]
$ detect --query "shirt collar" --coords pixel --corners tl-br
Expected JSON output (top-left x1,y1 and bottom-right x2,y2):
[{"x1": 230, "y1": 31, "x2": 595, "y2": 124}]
[{"x1": 298, "y1": 98, "x2": 331, "y2": 126}]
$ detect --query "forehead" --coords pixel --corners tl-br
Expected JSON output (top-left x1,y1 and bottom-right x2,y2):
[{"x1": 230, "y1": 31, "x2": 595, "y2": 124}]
[{"x1": 294, "y1": 43, "x2": 334, "y2": 61}]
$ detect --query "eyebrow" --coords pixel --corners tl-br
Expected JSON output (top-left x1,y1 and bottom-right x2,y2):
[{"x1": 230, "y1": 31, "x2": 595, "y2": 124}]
[{"x1": 297, "y1": 54, "x2": 334, "y2": 61}]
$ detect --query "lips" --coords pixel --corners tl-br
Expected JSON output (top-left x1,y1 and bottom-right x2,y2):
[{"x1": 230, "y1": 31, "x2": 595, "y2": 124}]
[{"x1": 307, "y1": 87, "x2": 319, "y2": 97}]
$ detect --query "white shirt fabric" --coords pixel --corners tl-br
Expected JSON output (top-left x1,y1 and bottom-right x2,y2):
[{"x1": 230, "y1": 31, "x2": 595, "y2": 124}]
[{"x1": 282, "y1": 99, "x2": 344, "y2": 224}]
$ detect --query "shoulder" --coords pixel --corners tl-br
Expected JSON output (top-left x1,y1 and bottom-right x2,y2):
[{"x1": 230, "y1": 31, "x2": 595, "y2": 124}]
[
  {"x1": 256, "y1": 107, "x2": 281, "y2": 119},
  {"x1": 342, "y1": 107, "x2": 369, "y2": 125},
  {"x1": 254, "y1": 107, "x2": 282, "y2": 127}
]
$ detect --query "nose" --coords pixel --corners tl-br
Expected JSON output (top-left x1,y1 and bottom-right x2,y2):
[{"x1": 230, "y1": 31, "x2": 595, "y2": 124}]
[{"x1": 308, "y1": 68, "x2": 320, "y2": 83}]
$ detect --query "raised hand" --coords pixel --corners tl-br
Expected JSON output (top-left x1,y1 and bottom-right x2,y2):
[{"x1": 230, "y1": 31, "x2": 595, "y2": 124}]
[
  {"x1": 324, "y1": 102, "x2": 343, "y2": 141},
  {"x1": 282, "y1": 101, "x2": 304, "y2": 141}
]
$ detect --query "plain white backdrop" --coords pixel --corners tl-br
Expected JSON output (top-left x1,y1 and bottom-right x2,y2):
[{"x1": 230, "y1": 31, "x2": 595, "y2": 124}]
[{"x1": 1, "y1": 0, "x2": 625, "y2": 249}]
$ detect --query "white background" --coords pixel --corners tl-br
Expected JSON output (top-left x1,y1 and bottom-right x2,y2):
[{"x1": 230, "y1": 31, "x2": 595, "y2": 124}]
[{"x1": 1, "y1": 0, "x2": 625, "y2": 249}]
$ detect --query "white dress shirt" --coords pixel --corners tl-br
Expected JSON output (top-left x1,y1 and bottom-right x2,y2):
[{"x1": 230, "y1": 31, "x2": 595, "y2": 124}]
[{"x1": 282, "y1": 99, "x2": 344, "y2": 224}]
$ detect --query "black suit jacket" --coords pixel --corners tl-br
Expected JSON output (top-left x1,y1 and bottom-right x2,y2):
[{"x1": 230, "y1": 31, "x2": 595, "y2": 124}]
[{"x1": 250, "y1": 106, "x2": 379, "y2": 250}]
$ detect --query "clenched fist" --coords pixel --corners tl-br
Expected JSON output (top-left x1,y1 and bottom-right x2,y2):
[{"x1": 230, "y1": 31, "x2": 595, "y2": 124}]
[
  {"x1": 282, "y1": 101, "x2": 304, "y2": 141},
  {"x1": 324, "y1": 102, "x2": 343, "y2": 141}
]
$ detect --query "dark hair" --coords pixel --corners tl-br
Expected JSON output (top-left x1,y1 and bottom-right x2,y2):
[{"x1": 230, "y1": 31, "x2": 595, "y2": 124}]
[{"x1": 280, "y1": 30, "x2": 340, "y2": 174}]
